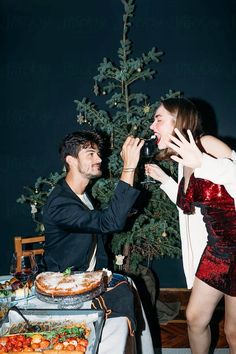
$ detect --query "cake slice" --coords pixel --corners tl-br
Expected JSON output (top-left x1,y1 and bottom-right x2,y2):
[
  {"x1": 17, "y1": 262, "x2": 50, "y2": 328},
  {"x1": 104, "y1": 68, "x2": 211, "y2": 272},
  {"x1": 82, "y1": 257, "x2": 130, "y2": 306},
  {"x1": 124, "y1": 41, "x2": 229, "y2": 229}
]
[{"x1": 35, "y1": 270, "x2": 106, "y2": 296}]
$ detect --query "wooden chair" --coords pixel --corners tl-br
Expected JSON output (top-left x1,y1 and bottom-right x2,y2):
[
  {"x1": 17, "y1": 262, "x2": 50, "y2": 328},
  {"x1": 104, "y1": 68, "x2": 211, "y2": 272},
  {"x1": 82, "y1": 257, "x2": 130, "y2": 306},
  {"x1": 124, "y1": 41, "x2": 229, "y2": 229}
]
[{"x1": 14, "y1": 235, "x2": 45, "y2": 258}]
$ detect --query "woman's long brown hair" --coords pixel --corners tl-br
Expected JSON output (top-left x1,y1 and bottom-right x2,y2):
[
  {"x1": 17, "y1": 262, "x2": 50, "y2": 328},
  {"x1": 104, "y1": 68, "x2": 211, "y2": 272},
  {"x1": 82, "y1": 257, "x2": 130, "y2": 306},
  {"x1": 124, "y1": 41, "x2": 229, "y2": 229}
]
[{"x1": 156, "y1": 97, "x2": 203, "y2": 161}]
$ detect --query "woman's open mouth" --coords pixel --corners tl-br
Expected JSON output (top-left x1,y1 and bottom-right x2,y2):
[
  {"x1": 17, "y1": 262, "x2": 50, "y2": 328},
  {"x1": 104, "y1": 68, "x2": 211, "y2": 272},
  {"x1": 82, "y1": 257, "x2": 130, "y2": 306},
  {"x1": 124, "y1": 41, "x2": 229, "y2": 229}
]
[{"x1": 154, "y1": 132, "x2": 161, "y2": 144}]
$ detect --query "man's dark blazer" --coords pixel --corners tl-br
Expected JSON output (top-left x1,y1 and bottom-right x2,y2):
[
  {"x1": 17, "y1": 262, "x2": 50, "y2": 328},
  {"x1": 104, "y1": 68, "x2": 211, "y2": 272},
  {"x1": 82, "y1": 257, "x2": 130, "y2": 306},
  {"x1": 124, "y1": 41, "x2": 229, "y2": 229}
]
[{"x1": 42, "y1": 179, "x2": 140, "y2": 272}]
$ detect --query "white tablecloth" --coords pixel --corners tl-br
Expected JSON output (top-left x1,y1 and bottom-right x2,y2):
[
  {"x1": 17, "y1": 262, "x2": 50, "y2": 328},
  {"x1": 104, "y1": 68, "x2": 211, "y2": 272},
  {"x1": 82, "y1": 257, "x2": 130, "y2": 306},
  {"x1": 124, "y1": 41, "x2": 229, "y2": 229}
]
[{"x1": 0, "y1": 275, "x2": 154, "y2": 354}]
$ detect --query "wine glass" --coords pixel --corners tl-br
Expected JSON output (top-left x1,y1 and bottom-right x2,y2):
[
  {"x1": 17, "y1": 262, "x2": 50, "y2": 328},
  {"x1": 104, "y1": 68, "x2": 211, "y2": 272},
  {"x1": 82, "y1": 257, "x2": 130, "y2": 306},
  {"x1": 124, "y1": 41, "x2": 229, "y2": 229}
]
[
  {"x1": 141, "y1": 137, "x2": 157, "y2": 185},
  {"x1": 10, "y1": 252, "x2": 38, "y2": 307}
]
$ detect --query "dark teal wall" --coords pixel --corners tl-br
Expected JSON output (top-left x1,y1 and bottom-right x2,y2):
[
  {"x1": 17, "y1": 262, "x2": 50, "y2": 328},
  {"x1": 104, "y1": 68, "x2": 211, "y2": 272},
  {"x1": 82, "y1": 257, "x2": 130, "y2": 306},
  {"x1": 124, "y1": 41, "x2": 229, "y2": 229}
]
[{"x1": 1, "y1": 0, "x2": 236, "y2": 285}]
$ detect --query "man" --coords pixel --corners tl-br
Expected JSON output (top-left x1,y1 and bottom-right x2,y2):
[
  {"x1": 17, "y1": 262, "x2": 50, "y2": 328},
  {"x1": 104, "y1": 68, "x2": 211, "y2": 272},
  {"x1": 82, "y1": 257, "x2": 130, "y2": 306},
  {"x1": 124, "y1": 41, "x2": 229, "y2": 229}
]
[{"x1": 43, "y1": 131, "x2": 144, "y2": 272}]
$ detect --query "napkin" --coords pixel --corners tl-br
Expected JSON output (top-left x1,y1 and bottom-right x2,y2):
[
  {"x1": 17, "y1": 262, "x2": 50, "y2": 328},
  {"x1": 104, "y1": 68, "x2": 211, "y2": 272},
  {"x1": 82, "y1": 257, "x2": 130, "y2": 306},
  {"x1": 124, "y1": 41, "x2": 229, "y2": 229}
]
[{"x1": 91, "y1": 280, "x2": 136, "y2": 336}]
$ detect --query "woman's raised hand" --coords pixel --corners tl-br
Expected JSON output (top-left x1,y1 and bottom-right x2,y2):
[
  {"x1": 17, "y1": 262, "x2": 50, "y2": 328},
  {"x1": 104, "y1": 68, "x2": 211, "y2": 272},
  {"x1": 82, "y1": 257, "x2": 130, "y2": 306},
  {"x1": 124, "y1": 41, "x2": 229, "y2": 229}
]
[{"x1": 167, "y1": 128, "x2": 203, "y2": 168}]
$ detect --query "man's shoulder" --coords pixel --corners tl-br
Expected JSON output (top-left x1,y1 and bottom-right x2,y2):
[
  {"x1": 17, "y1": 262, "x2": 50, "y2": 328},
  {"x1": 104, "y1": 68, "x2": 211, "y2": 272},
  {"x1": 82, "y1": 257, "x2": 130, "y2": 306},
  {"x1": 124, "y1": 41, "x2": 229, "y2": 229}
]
[{"x1": 45, "y1": 180, "x2": 76, "y2": 207}]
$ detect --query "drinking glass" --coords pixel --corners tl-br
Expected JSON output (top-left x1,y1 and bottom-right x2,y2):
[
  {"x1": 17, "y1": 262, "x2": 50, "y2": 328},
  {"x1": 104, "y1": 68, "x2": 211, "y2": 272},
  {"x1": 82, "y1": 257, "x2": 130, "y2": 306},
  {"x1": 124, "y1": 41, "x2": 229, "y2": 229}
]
[
  {"x1": 10, "y1": 253, "x2": 38, "y2": 307},
  {"x1": 141, "y1": 137, "x2": 157, "y2": 185}
]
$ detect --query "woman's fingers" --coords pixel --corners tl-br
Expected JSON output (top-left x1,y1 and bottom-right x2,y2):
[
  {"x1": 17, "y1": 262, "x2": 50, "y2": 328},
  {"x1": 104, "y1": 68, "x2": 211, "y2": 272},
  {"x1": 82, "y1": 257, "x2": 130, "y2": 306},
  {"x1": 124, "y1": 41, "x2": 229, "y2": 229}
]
[
  {"x1": 174, "y1": 128, "x2": 189, "y2": 143},
  {"x1": 187, "y1": 129, "x2": 196, "y2": 145},
  {"x1": 170, "y1": 155, "x2": 182, "y2": 163},
  {"x1": 168, "y1": 134, "x2": 183, "y2": 148},
  {"x1": 167, "y1": 141, "x2": 181, "y2": 153}
]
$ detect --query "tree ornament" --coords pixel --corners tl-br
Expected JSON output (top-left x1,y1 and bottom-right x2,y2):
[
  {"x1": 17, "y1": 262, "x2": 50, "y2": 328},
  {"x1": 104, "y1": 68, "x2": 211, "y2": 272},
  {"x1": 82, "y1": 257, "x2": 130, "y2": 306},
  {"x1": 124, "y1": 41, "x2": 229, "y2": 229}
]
[
  {"x1": 115, "y1": 254, "x2": 125, "y2": 270},
  {"x1": 77, "y1": 113, "x2": 88, "y2": 124},
  {"x1": 93, "y1": 83, "x2": 99, "y2": 96},
  {"x1": 162, "y1": 220, "x2": 167, "y2": 237},
  {"x1": 137, "y1": 67, "x2": 141, "y2": 72},
  {"x1": 110, "y1": 129, "x2": 114, "y2": 149},
  {"x1": 30, "y1": 204, "x2": 37, "y2": 214},
  {"x1": 143, "y1": 104, "x2": 151, "y2": 114}
]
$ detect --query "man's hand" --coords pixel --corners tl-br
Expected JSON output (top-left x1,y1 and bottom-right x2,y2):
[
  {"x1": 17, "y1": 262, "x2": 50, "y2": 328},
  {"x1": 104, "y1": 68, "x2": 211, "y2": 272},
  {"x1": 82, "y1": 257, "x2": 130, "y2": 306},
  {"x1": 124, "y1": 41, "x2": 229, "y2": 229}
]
[
  {"x1": 120, "y1": 136, "x2": 144, "y2": 186},
  {"x1": 120, "y1": 136, "x2": 144, "y2": 169},
  {"x1": 167, "y1": 128, "x2": 203, "y2": 168}
]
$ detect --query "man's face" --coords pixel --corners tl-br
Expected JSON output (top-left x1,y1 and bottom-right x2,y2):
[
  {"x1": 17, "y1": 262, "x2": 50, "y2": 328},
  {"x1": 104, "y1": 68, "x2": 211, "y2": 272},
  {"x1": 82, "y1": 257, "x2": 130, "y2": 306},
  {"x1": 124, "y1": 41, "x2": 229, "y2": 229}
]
[{"x1": 76, "y1": 144, "x2": 102, "y2": 179}]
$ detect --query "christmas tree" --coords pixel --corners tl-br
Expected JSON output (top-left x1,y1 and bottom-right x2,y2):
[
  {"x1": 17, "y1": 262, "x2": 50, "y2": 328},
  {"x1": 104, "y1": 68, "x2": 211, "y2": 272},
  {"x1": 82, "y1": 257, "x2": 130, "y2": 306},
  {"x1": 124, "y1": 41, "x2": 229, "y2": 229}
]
[{"x1": 17, "y1": 0, "x2": 181, "y2": 272}]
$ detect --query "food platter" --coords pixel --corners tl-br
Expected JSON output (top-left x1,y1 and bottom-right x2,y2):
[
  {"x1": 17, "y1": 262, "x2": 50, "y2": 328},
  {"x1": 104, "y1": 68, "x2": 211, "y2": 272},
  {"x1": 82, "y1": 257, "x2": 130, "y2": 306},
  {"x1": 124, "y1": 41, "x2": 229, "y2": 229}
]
[
  {"x1": 0, "y1": 308, "x2": 105, "y2": 354},
  {"x1": 0, "y1": 277, "x2": 35, "y2": 307}
]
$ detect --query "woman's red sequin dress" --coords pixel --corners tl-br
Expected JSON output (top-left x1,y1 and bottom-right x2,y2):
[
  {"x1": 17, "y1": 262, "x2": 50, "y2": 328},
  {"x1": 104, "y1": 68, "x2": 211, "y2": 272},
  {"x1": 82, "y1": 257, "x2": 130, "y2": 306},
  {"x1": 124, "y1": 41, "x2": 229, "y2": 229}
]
[{"x1": 177, "y1": 174, "x2": 236, "y2": 296}]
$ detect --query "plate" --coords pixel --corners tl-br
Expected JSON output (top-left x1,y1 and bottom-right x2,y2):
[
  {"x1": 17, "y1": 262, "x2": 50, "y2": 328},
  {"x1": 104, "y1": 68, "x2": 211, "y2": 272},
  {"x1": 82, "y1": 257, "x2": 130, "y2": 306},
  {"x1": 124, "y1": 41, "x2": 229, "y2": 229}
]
[{"x1": 35, "y1": 283, "x2": 105, "y2": 309}]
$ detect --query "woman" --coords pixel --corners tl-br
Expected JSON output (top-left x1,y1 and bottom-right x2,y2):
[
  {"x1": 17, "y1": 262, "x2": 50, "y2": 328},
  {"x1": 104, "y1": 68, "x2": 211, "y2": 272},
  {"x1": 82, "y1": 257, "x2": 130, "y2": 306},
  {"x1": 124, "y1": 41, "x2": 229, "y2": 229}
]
[{"x1": 146, "y1": 97, "x2": 236, "y2": 353}]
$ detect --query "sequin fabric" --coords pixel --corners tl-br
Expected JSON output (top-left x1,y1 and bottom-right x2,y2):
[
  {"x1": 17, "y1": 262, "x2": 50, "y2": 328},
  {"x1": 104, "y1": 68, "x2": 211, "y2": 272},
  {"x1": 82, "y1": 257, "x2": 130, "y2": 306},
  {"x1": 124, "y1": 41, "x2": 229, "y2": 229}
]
[{"x1": 177, "y1": 174, "x2": 236, "y2": 296}]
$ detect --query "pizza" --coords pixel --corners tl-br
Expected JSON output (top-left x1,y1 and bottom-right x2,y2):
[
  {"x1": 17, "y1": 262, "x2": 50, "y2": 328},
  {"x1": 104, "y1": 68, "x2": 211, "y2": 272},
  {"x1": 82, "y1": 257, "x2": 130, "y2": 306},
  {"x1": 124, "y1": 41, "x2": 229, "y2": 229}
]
[
  {"x1": 0, "y1": 322, "x2": 90, "y2": 353},
  {"x1": 35, "y1": 270, "x2": 107, "y2": 297}
]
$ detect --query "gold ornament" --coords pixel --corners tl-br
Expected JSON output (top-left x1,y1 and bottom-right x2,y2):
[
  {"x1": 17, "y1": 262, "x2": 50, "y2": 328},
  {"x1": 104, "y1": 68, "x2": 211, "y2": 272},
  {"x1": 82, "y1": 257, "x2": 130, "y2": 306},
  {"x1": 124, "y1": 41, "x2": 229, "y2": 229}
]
[
  {"x1": 143, "y1": 104, "x2": 151, "y2": 114},
  {"x1": 77, "y1": 114, "x2": 88, "y2": 124}
]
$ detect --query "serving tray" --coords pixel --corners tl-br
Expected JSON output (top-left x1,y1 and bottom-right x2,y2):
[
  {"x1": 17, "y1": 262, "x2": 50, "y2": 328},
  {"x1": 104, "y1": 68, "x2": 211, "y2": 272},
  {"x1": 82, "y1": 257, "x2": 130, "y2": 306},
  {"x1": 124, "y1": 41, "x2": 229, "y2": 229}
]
[{"x1": 0, "y1": 308, "x2": 105, "y2": 354}]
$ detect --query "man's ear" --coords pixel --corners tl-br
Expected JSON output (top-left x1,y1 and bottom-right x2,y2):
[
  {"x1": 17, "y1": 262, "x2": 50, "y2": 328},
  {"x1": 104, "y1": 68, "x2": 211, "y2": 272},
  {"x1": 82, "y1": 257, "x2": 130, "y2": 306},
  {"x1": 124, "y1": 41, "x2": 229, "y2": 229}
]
[{"x1": 65, "y1": 155, "x2": 76, "y2": 168}]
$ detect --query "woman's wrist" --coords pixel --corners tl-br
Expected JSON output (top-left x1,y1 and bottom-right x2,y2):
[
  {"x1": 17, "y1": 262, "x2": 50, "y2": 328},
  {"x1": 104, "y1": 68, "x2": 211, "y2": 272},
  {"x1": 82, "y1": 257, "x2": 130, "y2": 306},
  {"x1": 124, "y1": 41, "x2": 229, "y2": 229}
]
[{"x1": 160, "y1": 174, "x2": 170, "y2": 184}]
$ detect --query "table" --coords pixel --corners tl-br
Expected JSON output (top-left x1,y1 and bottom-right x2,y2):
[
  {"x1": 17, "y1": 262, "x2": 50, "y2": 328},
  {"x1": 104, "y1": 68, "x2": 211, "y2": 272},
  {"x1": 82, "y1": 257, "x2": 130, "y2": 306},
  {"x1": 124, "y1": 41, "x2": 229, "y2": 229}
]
[{"x1": 0, "y1": 275, "x2": 154, "y2": 354}]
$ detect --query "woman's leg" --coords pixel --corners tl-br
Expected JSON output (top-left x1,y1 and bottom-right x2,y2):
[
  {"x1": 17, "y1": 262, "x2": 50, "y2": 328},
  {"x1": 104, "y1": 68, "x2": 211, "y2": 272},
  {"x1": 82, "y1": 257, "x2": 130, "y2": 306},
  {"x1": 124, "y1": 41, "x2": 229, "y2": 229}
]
[
  {"x1": 224, "y1": 294, "x2": 236, "y2": 353},
  {"x1": 186, "y1": 277, "x2": 223, "y2": 354}
]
